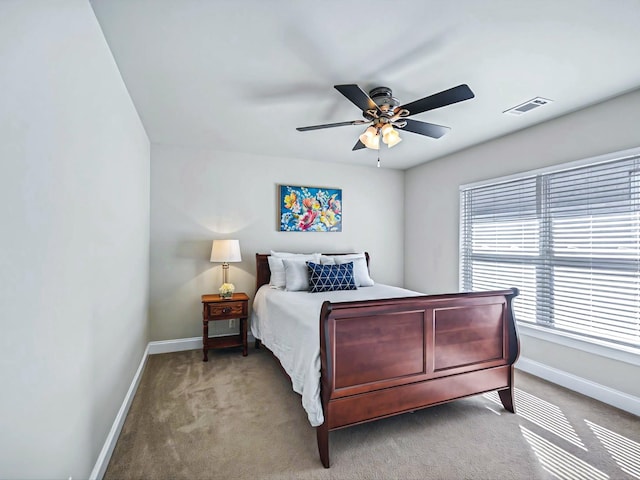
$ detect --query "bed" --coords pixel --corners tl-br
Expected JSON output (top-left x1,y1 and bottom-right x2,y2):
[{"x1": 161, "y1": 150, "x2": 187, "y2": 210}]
[{"x1": 252, "y1": 252, "x2": 520, "y2": 468}]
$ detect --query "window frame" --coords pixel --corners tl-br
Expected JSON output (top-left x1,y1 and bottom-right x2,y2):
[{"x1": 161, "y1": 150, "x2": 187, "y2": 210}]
[{"x1": 459, "y1": 146, "x2": 640, "y2": 363}]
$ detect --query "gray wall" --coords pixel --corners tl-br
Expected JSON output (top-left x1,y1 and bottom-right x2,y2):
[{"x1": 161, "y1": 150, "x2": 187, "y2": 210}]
[
  {"x1": 0, "y1": 2, "x2": 150, "y2": 478},
  {"x1": 150, "y1": 144, "x2": 405, "y2": 340},
  {"x1": 404, "y1": 88, "x2": 640, "y2": 398}
]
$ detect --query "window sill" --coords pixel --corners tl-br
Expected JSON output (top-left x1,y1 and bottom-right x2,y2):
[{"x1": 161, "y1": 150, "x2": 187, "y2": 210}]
[{"x1": 517, "y1": 322, "x2": 640, "y2": 367}]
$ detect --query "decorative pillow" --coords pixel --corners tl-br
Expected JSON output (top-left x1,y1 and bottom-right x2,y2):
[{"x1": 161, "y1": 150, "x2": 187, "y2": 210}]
[
  {"x1": 268, "y1": 252, "x2": 320, "y2": 289},
  {"x1": 332, "y1": 253, "x2": 374, "y2": 287},
  {"x1": 307, "y1": 262, "x2": 357, "y2": 293},
  {"x1": 282, "y1": 258, "x2": 313, "y2": 291}
]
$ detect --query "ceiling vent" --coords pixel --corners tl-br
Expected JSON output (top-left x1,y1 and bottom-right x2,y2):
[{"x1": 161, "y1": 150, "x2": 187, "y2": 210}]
[{"x1": 504, "y1": 97, "x2": 553, "y2": 115}]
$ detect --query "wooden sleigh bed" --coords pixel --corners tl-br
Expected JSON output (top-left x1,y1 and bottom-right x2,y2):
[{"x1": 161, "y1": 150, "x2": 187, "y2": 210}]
[{"x1": 254, "y1": 253, "x2": 520, "y2": 468}]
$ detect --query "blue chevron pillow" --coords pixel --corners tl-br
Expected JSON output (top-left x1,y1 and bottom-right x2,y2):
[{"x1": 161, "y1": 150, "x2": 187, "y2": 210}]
[{"x1": 307, "y1": 261, "x2": 357, "y2": 293}]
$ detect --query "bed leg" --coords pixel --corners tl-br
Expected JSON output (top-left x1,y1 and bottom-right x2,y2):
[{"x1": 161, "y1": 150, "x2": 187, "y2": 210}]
[
  {"x1": 255, "y1": 339, "x2": 261, "y2": 349},
  {"x1": 316, "y1": 423, "x2": 330, "y2": 468},
  {"x1": 498, "y1": 387, "x2": 516, "y2": 413}
]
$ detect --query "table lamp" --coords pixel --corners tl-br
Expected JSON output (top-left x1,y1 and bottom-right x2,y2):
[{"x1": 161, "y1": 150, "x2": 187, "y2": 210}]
[{"x1": 210, "y1": 239, "x2": 242, "y2": 290}]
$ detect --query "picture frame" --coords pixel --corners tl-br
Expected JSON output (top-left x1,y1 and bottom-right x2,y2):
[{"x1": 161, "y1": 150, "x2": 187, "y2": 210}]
[{"x1": 279, "y1": 184, "x2": 342, "y2": 232}]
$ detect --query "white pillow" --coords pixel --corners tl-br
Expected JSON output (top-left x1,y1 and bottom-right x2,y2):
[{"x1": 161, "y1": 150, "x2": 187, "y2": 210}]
[
  {"x1": 270, "y1": 250, "x2": 316, "y2": 258},
  {"x1": 332, "y1": 253, "x2": 374, "y2": 287},
  {"x1": 319, "y1": 255, "x2": 336, "y2": 265},
  {"x1": 282, "y1": 258, "x2": 312, "y2": 291},
  {"x1": 268, "y1": 251, "x2": 320, "y2": 289},
  {"x1": 267, "y1": 256, "x2": 286, "y2": 289}
]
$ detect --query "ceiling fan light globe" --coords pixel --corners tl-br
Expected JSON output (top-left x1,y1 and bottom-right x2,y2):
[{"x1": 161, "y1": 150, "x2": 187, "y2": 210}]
[
  {"x1": 380, "y1": 124, "x2": 394, "y2": 137},
  {"x1": 365, "y1": 126, "x2": 378, "y2": 139},
  {"x1": 360, "y1": 126, "x2": 380, "y2": 149},
  {"x1": 363, "y1": 133, "x2": 380, "y2": 149},
  {"x1": 359, "y1": 132, "x2": 373, "y2": 145},
  {"x1": 382, "y1": 129, "x2": 396, "y2": 141},
  {"x1": 384, "y1": 131, "x2": 402, "y2": 148},
  {"x1": 359, "y1": 126, "x2": 376, "y2": 142}
]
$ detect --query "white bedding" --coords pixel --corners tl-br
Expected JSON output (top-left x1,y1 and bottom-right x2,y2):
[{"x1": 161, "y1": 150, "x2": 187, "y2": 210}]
[{"x1": 250, "y1": 283, "x2": 422, "y2": 426}]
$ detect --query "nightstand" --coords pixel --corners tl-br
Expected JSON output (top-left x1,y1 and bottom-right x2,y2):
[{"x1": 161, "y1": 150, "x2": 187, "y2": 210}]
[{"x1": 201, "y1": 292, "x2": 249, "y2": 362}]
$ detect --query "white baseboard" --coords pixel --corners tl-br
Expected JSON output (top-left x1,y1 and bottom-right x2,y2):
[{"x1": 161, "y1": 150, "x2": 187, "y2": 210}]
[
  {"x1": 147, "y1": 333, "x2": 256, "y2": 355},
  {"x1": 147, "y1": 336, "x2": 202, "y2": 354},
  {"x1": 89, "y1": 343, "x2": 150, "y2": 480},
  {"x1": 516, "y1": 356, "x2": 640, "y2": 417}
]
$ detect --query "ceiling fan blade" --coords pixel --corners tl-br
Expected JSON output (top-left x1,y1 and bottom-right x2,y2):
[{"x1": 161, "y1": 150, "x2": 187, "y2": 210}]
[
  {"x1": 296, "y1": 120, "x2": 366, "y2": 132},
  {"x1": 352, "y1": 139, "x2": 366, "y2": 151},
  {"x1": 401, "y1": 119, "x2": 450, "y2": 139},
  {"x1": 398, "y1": 84, "x2": 475, "y2": 116},
  {"x1": 334, "y1": 84, "x2": 380, "y2": 113}
]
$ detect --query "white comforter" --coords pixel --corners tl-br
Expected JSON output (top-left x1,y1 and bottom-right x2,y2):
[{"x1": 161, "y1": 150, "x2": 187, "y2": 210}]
[{"x1": 250, "y1": 284, "x2": 422, "y2": 426}]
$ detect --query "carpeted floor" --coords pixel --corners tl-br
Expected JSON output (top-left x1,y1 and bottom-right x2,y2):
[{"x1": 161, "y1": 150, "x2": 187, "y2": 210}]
[{"x1": 104, "y1": 348, "x2": 640, "y2": 480}]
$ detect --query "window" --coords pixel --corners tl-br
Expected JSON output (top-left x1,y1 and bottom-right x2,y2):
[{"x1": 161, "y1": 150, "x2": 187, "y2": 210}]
[{"x1": 460, "y1": 150, "x2": 640, "y2": 351}]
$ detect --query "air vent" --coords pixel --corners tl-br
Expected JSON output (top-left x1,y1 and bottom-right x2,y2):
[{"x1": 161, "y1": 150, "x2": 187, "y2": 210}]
[{"x1": 504, "y1": 97, "x2": 553, "y2": 115}]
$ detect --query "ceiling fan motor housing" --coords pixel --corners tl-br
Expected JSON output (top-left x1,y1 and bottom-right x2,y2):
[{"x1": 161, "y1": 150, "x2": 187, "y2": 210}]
[{"x1": 369, "y1": 86, "x2": 399, "y2": 114}]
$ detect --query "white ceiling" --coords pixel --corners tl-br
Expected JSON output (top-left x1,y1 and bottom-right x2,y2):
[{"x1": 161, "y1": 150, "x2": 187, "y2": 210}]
[{"x1": 90, "y1": 0, "x2": 640, "y2": 170}]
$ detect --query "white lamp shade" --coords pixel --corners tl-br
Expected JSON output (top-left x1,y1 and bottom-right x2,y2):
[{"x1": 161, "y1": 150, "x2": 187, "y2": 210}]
[{"x1": 210, "y1": 239, "x2": 242, "y2": 263}]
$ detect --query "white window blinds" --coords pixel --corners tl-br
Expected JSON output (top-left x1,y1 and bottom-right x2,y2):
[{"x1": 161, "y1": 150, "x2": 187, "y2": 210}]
[{"x1": 460, "y1": 153, "x2": 640, "y2": 349}]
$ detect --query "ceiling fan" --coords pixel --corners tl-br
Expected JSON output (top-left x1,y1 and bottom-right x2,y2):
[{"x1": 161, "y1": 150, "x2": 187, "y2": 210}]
[{"x1": 296, "y1": 83, "x2": 475, "y2": 151}]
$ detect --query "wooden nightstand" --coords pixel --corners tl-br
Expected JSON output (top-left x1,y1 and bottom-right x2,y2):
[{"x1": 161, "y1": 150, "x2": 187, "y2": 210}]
[{"x1": 201, "y1": 292, "x2": 249, "y2": 362}]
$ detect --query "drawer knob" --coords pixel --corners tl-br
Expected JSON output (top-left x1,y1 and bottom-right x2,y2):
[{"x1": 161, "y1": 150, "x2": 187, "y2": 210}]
[{"x1": 222, "y1": 307, "x2": 231, "y2": 314}]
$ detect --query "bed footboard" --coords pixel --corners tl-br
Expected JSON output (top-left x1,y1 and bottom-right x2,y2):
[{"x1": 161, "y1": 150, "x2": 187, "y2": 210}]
[{"x1": 317, "y1": 288, "x2": 519, "y2": 468}]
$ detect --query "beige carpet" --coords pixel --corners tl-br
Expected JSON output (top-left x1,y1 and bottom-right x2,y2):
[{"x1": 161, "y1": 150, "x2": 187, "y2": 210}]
[{"x1": 105, "y1": 348, "x2": 640, "y2": 480}]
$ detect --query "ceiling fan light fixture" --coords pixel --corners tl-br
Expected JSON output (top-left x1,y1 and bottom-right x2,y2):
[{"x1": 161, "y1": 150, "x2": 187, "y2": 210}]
[
  {"x1": 381, "y1": 124, "x2": 402, "y2": 147},
  {"x1": 359, "y1": 126, "x2": 380, "y2": 149},
  {"x1": 368, "y1": 132, "x2": 381, "y2": 150},
  {"x1": 380, "y1": 124, "x2": 394, "y2": 137},
  {"x1": 384, "y1": 130, "x2": 402, "y2": 147},
  {"x1": 359, "y1": 126, "x2": 376, "y2": 143}
]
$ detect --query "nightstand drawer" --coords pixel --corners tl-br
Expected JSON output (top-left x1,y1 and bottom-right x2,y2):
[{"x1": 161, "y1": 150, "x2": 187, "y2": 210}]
[{"x1": 208, "y1": 301, "x2": 245, "y2": 318}]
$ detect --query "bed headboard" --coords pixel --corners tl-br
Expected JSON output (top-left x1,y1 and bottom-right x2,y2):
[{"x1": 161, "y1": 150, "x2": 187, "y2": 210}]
[{"x1": 255, "y1": 252, "x2": 370, "y2": 291}]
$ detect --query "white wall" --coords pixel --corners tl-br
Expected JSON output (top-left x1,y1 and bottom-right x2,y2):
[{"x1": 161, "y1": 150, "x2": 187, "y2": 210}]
[
  {"x1": 404, "y1": 88, "x2": 640, "y2": 398},
  {"x1": 0, "y1": 2, "x2": 150, "y2": 478},
  {"x1": 150, "y1": 144, "x2": 405, "y2": 340}
]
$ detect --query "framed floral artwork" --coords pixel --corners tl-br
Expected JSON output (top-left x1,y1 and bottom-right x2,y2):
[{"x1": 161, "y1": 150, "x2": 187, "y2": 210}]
[{"x1": 279, "y1": 185, "x2": 342, "y2": 232}]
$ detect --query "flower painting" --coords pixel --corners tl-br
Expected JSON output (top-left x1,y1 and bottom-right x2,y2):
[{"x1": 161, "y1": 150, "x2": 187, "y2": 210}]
[{"x1": 279, "y1": 185, "x2": 342, "y2": 232}]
